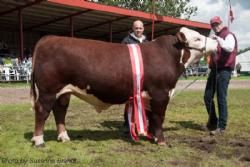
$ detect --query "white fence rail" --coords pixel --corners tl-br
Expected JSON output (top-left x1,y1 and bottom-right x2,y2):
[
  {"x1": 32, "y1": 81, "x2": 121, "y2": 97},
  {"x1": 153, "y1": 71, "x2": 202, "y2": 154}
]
[{"x1": 0, "y1": 61, "x2": 31, "y2": 82}]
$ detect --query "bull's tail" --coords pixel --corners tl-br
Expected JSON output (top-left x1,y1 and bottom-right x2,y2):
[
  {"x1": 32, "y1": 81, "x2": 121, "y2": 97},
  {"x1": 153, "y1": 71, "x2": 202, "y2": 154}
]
[
  {"x1": 30, "y1": 44, "x2": 39, "y2": 110},
  {"x1": 30, "y1": 70, "x2": 37, "y2": 109},
  {"x1": 30, "y1": 36, "x2": 51, "y2": 110}
]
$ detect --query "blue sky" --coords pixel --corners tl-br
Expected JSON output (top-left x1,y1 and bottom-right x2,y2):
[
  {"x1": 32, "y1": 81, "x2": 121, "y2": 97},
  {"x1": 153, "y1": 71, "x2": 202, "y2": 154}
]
[{"x1": 188, "y1": 0, "x2": 250, "y2": 50}]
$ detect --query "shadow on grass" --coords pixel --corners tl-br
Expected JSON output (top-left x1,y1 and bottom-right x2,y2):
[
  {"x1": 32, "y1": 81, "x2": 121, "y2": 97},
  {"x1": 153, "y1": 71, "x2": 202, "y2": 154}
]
[
  {"x1": 100, "y1": 120, "x2": 124, "y2": 130},
  {"x1": 163, "y1": 127, "x2": 180, "y2": 132},
  {"x1": 170, "y1": 120, "x2": 204, "y2": 131},
  {"x1": 24, "y1": 120, "x2": 145, "y2": 145},
  {"x1": 24, "y1": 120, "x2": 186, "y2": 145}
]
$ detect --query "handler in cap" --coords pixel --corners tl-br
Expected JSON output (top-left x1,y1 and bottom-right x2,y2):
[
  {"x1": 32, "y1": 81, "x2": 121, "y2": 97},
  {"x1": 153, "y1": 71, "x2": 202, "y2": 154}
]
[{"x1": 204, "y1": 16, "x2": 238, "y2": 135}]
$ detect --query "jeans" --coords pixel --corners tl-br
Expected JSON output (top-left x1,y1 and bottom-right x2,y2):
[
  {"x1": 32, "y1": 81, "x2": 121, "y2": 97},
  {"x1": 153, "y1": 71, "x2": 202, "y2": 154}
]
[{"x1": 204, "y1": 69, "x2": 231, "y2": 130}]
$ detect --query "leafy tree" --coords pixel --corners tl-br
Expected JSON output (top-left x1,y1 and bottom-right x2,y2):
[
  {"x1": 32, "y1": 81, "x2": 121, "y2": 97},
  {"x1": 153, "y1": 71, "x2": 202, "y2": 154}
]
[
  {"x1": 88, "y1": 0, "x2": 197, "y2": 19},
  {"x1": 238, "y1": 47, "x2": 250, "y2": 55}
]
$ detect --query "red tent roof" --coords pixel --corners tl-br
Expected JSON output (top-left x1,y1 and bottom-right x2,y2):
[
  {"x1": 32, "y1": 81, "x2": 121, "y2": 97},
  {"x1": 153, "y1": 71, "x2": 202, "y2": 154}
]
[{"x1": 0, "y1": 0, "x2": 210, "y2": 42}]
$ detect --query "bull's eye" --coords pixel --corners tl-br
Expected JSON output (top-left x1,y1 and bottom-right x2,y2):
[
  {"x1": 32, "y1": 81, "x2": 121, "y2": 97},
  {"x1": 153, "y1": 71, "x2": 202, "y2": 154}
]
[{"x1": 195, "y1": 38, "x2": 201, "y2": 42}]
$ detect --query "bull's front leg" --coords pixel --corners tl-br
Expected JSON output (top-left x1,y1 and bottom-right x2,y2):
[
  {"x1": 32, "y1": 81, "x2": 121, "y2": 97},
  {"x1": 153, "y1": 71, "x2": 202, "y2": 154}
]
[{"x1": 148, "y1": 90, "x2": 169, "y2": 145}]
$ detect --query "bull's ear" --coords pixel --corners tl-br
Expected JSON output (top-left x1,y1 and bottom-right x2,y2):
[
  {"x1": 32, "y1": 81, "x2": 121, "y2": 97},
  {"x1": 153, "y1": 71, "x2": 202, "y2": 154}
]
[{"x1": 176, "y1": 32, "x2": 187, "y2": 44}]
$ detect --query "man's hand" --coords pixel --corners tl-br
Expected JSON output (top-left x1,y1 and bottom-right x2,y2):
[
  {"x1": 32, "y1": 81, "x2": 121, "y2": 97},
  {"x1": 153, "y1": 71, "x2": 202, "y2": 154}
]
[
  {"x1": 210, "y1": 34, "x2": 222, "y2": 46},
  {"x1": 210, "y1": 34, "x2": 218, "y2": 40}
]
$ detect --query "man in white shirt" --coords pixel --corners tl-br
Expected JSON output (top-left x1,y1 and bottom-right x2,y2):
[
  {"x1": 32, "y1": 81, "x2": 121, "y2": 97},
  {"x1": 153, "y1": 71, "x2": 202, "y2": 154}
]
[{"x1": 204, "y1": 16, "x2": 238, "y2": 135}]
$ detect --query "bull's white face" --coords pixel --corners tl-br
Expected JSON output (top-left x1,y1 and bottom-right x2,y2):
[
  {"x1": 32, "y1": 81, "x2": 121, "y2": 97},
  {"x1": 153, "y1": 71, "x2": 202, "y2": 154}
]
[{"x1": 180, "y1": 27, "x2": 218, "y2": 68}]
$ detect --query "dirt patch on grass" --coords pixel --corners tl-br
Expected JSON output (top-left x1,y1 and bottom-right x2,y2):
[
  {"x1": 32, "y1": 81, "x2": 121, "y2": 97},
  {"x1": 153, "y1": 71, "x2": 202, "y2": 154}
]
[
  {"x1": 176, "y1": 80, "x2": 250, "y2": 90},
  {"x1": 169, "y1": 134, "x2": 250, "y2": 162},
  {"x1": 0, "y1": 87, "x2": 30, "y2": 105}
]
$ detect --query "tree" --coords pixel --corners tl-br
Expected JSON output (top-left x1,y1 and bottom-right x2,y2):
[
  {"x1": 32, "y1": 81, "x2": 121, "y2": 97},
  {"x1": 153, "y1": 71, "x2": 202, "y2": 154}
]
[
  {"x1": 238, "y1": 47, "x2": 250, "y2": 55},
  {"x1": 88, "y1": 0, "x2": 197, "y2": 19}
]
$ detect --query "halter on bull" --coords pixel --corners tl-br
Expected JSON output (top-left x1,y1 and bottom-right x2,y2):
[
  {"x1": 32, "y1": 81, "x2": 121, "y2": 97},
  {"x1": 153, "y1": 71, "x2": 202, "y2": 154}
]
[{"x1": 30, "y1": 27, "x2": 218, "y2": 147}]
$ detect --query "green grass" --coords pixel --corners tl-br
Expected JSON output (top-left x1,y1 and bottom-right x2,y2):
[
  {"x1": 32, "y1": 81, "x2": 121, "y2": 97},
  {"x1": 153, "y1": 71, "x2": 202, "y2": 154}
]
[
  {"x1": 0, "y1": 90, "x2": 250, "y2": 167},
  {"x1": 0, "y1": 82, "x2": 30, "y2": 88}
]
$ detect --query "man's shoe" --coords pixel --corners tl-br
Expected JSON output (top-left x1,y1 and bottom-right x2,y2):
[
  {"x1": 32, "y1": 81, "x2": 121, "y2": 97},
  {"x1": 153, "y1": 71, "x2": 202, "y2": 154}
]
[
  {"x1": 210, "y1": 128, "x2": 225, "y2": 136},
  {"x1": 206, "y1": 122, "x2": 217, "y2": 131},
  {"x1": 123, "y1": 123, "x2": 130, "y2": 134}
]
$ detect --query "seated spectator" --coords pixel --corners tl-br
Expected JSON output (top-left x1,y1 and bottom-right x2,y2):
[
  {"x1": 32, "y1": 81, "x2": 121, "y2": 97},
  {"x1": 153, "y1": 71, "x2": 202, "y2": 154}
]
[{"x1": 12, "y1": 58, "x2": 19, "y2": 67}]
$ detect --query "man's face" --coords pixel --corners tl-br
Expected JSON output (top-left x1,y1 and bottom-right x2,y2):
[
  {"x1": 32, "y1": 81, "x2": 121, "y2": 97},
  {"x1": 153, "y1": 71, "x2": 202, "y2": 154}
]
[
  {"x1": 211, "y1": 22, "x2": 223, "y2": 33},
  {"x1": 132, "y1": 21, "x2": 144, "y2": 38}
]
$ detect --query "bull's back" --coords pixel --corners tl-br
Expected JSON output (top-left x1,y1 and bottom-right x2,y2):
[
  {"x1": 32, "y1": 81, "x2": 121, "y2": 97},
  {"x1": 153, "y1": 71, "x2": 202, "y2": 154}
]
[{"x1": 34, "y1": 36, "x2": 127, "y2": 73}]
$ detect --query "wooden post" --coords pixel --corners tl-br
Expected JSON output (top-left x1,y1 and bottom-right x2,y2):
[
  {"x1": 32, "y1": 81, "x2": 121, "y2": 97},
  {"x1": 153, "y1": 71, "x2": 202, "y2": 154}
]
[{"x1": 18, "y1": 9, "x2": 23, "y2": 62}]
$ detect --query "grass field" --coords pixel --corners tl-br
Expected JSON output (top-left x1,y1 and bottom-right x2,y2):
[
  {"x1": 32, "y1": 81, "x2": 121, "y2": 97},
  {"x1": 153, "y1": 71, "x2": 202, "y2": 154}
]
[
  {"x1": 0, "y1": 89, "x2": 250, "y2": 167},
  {"x1": 0, "y1": 82, "x2": 30, "y2": 88}
]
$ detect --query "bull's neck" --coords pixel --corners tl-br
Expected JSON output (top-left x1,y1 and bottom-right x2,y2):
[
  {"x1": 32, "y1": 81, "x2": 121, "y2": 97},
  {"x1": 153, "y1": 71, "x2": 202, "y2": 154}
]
[{"x1": 156, "y1": 36, "x2": 186, "y2": 75}]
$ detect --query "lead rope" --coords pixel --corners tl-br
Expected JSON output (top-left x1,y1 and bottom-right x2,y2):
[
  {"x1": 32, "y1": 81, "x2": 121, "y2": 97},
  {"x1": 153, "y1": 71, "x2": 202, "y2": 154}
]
[
  {"x1": 171, "y1": 76, "x2": 201, "y2": 99},
  {"x1": 172, "y1": 36, "x2": 208, "y2": 99}
]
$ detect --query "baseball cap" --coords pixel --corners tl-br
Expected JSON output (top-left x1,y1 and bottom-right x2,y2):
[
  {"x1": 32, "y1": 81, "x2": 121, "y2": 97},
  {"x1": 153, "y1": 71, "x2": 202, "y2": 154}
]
[{"x1": 210, "y1": 16, "x2": 222, "y2": 25}]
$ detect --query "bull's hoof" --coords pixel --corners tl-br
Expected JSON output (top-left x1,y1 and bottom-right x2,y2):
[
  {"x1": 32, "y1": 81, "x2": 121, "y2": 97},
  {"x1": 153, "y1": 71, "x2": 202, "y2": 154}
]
[
  {"x1": 153, "y1": 137, "x2": 167, "y2": 146},
  {"x1": 31, "y1": 135, "x2": 45, "y2": 147},
  {"x1": 57, "y1": 131, "x2": 70, "y2": 142},
  {"x1": 33, "y1": 143, "x2": 45, "y2": 148},
  {"x1": 157, "y1": 141, "x2": 167, "y2": 146}
]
